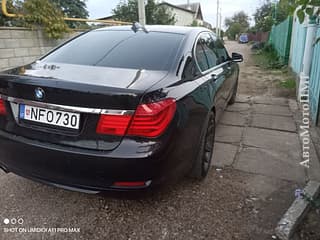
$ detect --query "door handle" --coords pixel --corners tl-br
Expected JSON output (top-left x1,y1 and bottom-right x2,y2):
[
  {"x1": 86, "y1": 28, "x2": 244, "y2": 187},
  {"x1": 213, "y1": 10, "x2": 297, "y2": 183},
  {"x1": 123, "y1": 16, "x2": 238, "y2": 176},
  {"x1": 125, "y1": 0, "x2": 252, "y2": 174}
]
[
  {"x1": 227, "y1": 66, "x2": 231, "y2": 71},
  {"x1": 211, "y1": 74, "x2": 218, "y2": 81}
]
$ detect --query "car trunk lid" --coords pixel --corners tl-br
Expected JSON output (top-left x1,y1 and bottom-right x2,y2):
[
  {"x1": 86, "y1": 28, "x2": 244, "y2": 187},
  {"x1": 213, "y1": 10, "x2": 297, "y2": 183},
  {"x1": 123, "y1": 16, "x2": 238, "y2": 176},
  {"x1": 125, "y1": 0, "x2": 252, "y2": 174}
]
[{"x1": 0, "y1": 64, "x2": 168, "y2": 151}]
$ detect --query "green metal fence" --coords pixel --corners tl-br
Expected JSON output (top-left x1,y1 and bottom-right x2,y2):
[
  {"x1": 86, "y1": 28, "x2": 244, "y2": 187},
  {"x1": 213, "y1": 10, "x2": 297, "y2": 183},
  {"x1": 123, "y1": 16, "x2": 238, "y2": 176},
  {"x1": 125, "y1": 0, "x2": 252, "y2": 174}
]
[
  {"x1": 310, "y1": 27, "x2": 320, "y2": 124},
  {"x1": 290, "y1": 17, "x2": 307, "y2": 73},
  {"x1": 269, "y1": 16, "x2": 293, "y2": 65}
]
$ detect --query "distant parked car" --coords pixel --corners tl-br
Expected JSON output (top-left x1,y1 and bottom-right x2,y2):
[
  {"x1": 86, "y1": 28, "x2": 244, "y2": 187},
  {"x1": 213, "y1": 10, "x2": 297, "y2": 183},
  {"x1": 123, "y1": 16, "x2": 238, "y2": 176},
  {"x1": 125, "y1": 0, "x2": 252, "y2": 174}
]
[
  {"x1": 0, "y1": 25, "x2": 243, "y2": 193},
  {"x1": 239, "y1": 33, "x2": 249, "y2": 44}
]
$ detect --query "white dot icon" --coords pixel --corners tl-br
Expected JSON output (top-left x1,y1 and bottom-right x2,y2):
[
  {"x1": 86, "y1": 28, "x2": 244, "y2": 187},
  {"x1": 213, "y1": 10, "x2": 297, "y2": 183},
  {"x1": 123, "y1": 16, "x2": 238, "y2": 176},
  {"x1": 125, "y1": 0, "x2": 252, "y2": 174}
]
[
  {"x1": 18, "y1": 218, "x2": 24, "y2": 225},
  {"x1": 3, "y1": 218, "x2": 9, "y2": 225},
  {"x1": 11, "y1": 218, "x2": 17, "y2": 225}
]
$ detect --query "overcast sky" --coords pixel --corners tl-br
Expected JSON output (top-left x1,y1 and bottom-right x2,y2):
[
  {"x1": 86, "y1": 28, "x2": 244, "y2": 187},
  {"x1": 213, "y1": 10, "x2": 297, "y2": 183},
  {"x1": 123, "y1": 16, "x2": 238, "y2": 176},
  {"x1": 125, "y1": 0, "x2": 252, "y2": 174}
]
[{"x1": 87, "y1": 0, "x2": 266, "y2": 27}]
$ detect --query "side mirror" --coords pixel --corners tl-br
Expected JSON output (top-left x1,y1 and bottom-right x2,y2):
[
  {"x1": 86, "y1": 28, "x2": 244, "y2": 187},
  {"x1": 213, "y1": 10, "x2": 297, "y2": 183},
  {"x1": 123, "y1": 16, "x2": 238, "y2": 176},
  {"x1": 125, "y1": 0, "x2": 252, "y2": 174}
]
[{"x1": 232, "y1": 53, "x2": 243, "y2": 63}]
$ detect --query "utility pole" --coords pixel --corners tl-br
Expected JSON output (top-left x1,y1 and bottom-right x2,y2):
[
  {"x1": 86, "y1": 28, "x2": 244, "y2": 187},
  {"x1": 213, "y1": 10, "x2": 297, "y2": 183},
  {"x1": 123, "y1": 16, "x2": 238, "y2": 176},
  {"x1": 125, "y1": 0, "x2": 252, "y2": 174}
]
[
  {"x1": 138, "y1": 0, "x2": 146, "y2": 25},
  {"x1": 219, "y1": 8, "x2": 222, "y2": 38},
  {"x1": 216, "y1": 0, "x2": 219, "y2": 35}
]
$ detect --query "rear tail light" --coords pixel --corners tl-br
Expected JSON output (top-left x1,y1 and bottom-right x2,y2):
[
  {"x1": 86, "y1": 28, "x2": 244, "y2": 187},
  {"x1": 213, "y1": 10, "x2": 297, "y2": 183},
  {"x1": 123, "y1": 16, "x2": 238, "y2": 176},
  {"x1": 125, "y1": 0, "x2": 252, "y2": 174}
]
[
  {"x1": 0, "y1": 99, "x2": 7, "y2": 115},
  {"x1": 96, "y1": 98, "x2": 176, "y2": 138},
  {"x1": 96, "y1": 115, "x2": 132, "y2": 136},
  {"x1": 127, "y1": 98, "x2": 176, "y2": 137}
]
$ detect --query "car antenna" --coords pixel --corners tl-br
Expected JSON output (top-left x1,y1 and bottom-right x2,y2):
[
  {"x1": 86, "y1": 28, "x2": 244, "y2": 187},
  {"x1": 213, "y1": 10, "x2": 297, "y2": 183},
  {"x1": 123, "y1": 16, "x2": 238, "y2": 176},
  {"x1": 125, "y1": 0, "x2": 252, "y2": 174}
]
[{"x1": 131, "y1": 22, "x2": 149, "y2": 33}]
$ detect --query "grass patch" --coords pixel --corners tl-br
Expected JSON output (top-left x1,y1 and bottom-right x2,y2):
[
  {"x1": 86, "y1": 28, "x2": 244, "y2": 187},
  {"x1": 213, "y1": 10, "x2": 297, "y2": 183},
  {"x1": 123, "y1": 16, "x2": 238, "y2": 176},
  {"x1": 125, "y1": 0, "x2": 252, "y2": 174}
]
[
  {"x1": 252, "y1": 44, "x2": 285, "y2": 69},
  {"x1": 278, "y1": 79, "x2": 296, "y2": 89}
]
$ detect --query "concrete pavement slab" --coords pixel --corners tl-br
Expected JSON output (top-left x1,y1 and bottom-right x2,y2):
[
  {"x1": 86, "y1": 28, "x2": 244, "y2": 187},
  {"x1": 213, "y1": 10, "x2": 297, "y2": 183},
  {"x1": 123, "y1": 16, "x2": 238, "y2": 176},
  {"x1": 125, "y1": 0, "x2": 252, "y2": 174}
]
[
  {"x1": 235, "y1": 95, "x2": 251, "y2": 103},
  {"x1": 227, "y1": 103, "x2": 251, "y2": 112},
  {"x1": 212, "y1": 143, "x2": 238, "y2": 167},
  {"x1": 220, "y1": 111, "x2": 248, "y2": 126},
  {"x1": 251, "y1": 114, "x2": 297, "y2": 132},
  {"x1": 244, "y1": 174, "x2": 296, "y2": 201},
  {"x1": 243, "y1": 127, "x2": 301, "y2": 160},
  {"x1": 252, "y1": 104, "x2": 292, "y2": 117},
  {"x1": 216, "y1": 125, "x2": 244, "y2": 144},
  {"x1": 253, "y1": 96, "x2": 288, "y2": 106},
  {"x1": 235, "y1": 147, "x2": 305, "y2": 183}
]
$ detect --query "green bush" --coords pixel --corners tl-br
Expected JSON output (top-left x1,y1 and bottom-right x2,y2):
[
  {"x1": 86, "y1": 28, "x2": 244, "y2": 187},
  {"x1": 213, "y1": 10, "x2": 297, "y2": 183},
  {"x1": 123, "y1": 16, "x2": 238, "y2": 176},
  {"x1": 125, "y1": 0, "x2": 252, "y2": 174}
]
[
  {"x1": 1, "y1": 0, "x2": 69, "y2": 39},
  {"x1": 254, "y1": 44, "x2": 285, "y2": 69},
  {"x1": 22, "y1": 0, "x2": 69, "y2": 39}
]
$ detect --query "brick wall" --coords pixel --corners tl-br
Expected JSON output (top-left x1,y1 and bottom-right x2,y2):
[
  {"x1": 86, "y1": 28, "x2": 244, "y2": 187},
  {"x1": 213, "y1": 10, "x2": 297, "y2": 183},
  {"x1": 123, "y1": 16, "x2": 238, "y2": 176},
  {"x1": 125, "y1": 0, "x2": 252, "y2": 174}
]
[{"x1": 0, "y1": 27, "x2": 80, "y2": 71}]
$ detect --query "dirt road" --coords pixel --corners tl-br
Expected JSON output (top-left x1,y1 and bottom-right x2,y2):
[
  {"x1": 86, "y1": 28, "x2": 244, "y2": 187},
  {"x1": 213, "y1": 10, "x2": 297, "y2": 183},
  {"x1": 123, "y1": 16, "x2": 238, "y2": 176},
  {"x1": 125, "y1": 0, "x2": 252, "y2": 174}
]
[{"x1": 226, "y1": 41, "x2": 295, "y2": 98}]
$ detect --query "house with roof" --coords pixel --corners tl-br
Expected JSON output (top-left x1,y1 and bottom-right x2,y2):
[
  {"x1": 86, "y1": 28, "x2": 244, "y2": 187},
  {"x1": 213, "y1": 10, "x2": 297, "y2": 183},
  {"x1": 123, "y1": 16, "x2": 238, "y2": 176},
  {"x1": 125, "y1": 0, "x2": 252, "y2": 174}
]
[
  {"x1": 160, "y1": 1, "x2": 211, "y2": 28},
  {"x1": 99, "y1": 1, "x2": 212, "y2": 29}
]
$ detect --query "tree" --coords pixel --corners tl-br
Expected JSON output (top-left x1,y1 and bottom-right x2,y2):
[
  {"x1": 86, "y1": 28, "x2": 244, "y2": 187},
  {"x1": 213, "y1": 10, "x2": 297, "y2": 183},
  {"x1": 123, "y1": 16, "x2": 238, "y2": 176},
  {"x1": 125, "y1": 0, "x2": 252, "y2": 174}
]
[
  {"x1": 225, "y1": 11, "x2": 250, "y2": 40},
  {"x1": 112, "y1": 0, "x2": 175, "y2": 25},
  {"x1": 290, "y1": 0, "x2": 320, "y2": 23},
  {"x1": 253, "y1": 1, "x2": 274, "y2": 32},
  {"x1": 0, "y1": 0, "x2": 69, "y2": 38},
  {"x1": 22, "y1": 0, "x2": 69, "y2": 38},
  {"x1": 252, "y1": 0, "x2": 293, "y2": 33},
  {"x1": 277, "y1": 0, "x2": 292, "y2": 22},
  {"x1": 49, "y1": 0, "x2": 89, "y2": 28},
  {"x1": 290, "y1": 0, "x2": 320, "y2": 43},
  {"x1": 226, "y1": 23, "x2": 242, "y2": 40},
  {"x1": 0, "y1": 0, "x2": 89, "y2": 28},
  {"x1": 225, "y1": 11, "x2": 250, "y2": 29},
  {"x1": 0, "y1": 0, "x2": 23, "y2": 26}
]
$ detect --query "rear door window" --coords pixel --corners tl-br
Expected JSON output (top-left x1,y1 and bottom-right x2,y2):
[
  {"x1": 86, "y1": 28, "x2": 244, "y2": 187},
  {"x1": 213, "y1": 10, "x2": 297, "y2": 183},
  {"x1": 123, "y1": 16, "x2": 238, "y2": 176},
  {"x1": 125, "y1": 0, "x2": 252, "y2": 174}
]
[
  {"x1": 195, "y1": 41, "x2": 209, "y2": 72},
  {"x1": 213, "y1": 38, "x2": 230, "y2": 64},
  {"x1": 195, "y1": 33, "x2": 219, "y2": 72}
]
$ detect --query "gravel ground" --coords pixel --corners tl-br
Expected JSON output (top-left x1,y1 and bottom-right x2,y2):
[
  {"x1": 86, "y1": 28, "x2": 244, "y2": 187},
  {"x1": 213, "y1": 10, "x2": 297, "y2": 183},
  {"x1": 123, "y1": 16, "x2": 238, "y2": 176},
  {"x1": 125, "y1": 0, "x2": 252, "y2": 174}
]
[{"x1": 0, "y1": 169, "x2": 258, "y2": 240}]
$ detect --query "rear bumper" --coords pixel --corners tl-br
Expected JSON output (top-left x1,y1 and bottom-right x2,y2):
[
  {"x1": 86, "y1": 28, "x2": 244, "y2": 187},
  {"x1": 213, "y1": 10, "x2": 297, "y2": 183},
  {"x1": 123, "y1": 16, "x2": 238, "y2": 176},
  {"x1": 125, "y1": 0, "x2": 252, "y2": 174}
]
[{"x1": 0, "y1": 130, "x2": 177, "y2": 192}]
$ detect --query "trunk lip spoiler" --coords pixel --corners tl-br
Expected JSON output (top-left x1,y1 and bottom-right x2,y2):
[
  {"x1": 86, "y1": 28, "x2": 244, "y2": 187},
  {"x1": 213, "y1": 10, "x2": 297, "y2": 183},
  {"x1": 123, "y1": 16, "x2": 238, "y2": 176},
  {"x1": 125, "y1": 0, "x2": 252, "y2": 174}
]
[{"x1": 0, "y1": 94, "x2": 135, "y2": 116}]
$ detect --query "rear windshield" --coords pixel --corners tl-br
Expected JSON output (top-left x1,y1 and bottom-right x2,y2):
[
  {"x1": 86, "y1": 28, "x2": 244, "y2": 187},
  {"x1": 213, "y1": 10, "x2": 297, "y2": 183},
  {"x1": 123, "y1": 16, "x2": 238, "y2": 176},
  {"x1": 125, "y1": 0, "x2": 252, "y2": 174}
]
[{"x1": 42, "y1": 30, "x2": 185, "y2": 71}]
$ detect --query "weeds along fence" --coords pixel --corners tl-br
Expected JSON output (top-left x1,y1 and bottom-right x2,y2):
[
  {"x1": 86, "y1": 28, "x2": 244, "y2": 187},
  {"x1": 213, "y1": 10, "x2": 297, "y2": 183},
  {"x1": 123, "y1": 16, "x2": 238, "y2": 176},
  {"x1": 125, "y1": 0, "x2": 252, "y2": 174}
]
[{"x1": 269, "y1": 16, "x2": 293, "y2": 65}]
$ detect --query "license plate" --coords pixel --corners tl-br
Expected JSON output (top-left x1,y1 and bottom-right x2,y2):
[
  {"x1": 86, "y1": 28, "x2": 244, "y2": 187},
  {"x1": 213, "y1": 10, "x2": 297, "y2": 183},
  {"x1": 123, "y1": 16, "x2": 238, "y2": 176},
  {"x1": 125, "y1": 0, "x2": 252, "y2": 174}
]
[{"x1": 19, "y1": 104, "x2": 80, "y2": 130}]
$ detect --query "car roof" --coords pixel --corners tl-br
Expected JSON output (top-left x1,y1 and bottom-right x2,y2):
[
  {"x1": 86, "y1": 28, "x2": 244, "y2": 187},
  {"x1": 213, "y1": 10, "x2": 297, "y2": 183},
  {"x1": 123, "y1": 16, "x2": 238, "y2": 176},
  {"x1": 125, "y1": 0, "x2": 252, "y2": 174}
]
[{"x1": 95, "y1": 25, "x2": 212, "y2": 36}]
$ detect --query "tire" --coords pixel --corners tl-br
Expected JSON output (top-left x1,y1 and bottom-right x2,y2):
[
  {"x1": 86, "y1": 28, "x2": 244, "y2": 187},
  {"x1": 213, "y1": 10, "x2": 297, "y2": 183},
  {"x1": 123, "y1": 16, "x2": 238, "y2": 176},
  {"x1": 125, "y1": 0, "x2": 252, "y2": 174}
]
[
  {"x1": 228, "y1": 79, "x2": 238, "y2": 105},
  {"x1": 189, "y1": 111, "x2": 216, "y2": 180}
]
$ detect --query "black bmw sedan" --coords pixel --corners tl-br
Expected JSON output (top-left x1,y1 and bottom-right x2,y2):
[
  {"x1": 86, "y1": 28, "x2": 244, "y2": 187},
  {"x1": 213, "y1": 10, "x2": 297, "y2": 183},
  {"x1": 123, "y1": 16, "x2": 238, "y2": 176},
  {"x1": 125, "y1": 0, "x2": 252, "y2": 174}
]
[{"x1": 0, "y1": 25, "x2": 243, "y2": 193}]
